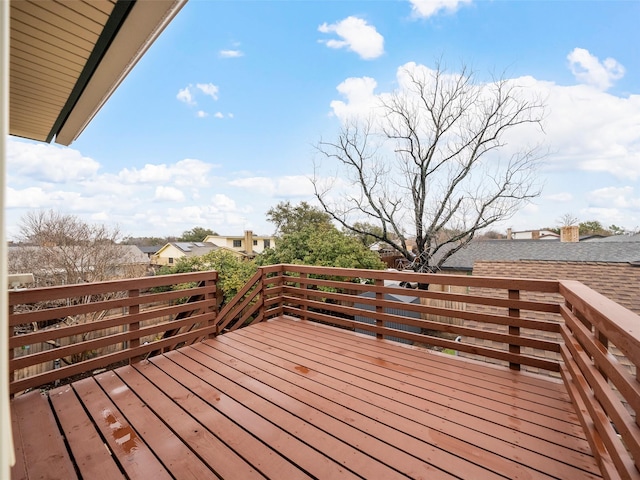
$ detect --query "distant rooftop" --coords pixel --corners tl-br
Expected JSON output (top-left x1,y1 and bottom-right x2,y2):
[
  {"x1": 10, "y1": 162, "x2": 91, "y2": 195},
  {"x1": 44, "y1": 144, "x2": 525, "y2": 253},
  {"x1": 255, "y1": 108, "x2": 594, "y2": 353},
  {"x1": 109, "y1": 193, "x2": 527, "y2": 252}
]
[
  {"x1": 440, "y1": 239, "x2": 640, "y2": 271},
  {"x1": 171, "y1": 242, "x2": 219, "y2": 255},
  {"x1": 588, "y1": 233, "x2": 640, "y2": 242}
]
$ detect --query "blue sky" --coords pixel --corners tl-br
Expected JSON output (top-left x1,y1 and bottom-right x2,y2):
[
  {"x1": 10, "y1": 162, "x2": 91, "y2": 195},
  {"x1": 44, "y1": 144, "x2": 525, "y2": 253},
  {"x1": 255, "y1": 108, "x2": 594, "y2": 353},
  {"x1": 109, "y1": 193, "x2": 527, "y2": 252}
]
[{"x1": 7, "y1": 0, "x2": 640, "y2": 239}]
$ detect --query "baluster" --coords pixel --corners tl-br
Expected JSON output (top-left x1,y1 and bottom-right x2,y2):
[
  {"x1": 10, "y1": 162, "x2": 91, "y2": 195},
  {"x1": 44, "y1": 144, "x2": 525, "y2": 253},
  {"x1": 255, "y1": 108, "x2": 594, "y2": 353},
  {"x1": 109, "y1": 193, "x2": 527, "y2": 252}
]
[
  {"x1": 375, "y1": 278, "x2": 384, "y2": 339},
  {"x1": 508, "y1": 289, "x2": 521, "y2": 371},
  {"x1": 128, "y1": 288, "x2": 140, "y2": 363}
]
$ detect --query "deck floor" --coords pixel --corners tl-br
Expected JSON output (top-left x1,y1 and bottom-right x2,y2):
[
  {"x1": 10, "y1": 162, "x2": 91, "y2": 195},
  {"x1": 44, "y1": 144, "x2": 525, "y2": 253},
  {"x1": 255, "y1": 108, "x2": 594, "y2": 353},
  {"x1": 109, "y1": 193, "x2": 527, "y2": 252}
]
[{"x1": 11, "y1": 316, "x2": 602, "y2": 479}]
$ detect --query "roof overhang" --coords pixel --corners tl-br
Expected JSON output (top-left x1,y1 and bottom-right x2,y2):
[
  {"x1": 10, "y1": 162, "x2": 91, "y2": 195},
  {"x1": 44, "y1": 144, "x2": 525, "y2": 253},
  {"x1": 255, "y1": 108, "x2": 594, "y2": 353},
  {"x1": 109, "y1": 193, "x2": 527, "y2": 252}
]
[{"x1": 9, "y1": 0, "x2": 186, "y2": 145}]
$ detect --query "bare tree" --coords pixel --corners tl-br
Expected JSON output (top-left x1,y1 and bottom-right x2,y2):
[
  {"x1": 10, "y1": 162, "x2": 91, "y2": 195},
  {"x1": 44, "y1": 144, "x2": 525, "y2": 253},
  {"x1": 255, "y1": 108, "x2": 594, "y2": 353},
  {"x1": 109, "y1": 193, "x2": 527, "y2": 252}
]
[
  {"x1": 557, "y1": 213, "x2": 579, "y2": 227},
  {"x1": 9, "y1": 211, "x2": 149, "y2": 362},
  {"x1": 11, "y1": 210, "x2": 145, "y2": 285},
  {"x1": 313, "y1": 62, "x2": 546, "y2": 274}
]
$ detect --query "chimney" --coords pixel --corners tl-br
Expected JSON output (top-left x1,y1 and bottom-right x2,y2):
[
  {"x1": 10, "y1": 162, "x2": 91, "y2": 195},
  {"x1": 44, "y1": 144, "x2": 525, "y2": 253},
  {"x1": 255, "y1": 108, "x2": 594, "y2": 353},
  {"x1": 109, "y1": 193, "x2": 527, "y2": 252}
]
[
  {"x1": 507, "y1": 228, "x2": 512, "y2": 240},
  {"x1": 532, "y1": 230, "x2": 540, "y2": 240},
  {"x1": 561, "y1": 225, "x2": 579, "y2": 243},
  {"x1": 244, "y1": 230, "x2": 253, "y2": 255}
]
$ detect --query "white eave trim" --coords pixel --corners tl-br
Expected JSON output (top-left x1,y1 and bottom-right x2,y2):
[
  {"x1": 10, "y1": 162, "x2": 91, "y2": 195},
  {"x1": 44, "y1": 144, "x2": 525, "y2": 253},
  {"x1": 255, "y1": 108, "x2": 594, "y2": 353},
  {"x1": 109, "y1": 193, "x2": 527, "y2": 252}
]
[{"x1": 55, "y1": 0, "x2": 187, "y2": 145}]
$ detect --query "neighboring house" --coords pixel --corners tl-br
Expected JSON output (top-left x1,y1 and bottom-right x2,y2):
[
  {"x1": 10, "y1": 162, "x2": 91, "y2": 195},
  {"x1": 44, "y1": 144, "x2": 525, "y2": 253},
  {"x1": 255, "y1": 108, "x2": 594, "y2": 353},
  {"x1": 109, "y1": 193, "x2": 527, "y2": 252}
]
[
  {"x1": 437, "y1": 238, "x2": 640, "y2": 275},
  {"x1": 203, "y1": 231, "x2": 275, "y2": 257},
  {"x1": 506, "y1": 228, "x2": 560, "y2": 240},
  {"x1": 152, "y1": 242, "x2": 220, "y2": 267},
  {"x1": 136, "y1": 245, "x2": 164, "y2": 260},
  {"x1": 8, "y1": 245, "x2": 150, "y2": 286},
  {"x1": 370, "y1": 242, "x2": 404, "y2": 268}
]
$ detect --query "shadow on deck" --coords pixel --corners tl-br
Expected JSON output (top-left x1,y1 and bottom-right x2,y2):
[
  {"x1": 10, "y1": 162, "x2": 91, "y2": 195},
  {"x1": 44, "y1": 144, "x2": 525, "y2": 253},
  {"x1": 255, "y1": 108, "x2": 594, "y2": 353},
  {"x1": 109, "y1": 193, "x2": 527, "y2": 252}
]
[{"x1": 12, "y1": 317, "x2": 602, "y2": 480}]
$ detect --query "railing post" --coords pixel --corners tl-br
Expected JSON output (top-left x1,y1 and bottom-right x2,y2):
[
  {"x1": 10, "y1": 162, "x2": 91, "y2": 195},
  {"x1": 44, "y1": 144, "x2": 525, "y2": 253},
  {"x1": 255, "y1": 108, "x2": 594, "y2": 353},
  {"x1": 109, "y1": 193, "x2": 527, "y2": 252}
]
[
  {"x1": 300, "y1": 272, "x2": 308, "y2": 321},
  {"x1": 375, "y1": 278, "x2": 384, "y2": 339},
  {"x1": 508, "y1": 289, "x2": 520, "y2": 371},
  {"x1": 260, "y1": 267, "x2": 268, "y2": 319},
  {"x1": 206, "y1": 275, "x2": 217, "y2": 339},
  {"x1": 128, "y1": 288, "x2": 140, "y2": 364}
]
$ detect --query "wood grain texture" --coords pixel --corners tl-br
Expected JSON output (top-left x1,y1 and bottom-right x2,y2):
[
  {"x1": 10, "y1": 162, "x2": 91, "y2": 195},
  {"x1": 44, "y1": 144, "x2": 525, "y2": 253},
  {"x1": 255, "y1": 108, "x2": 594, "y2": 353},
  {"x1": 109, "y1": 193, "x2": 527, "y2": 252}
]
[{"x1": 11, "y1": 317, "x2": 604, "y2": 479}]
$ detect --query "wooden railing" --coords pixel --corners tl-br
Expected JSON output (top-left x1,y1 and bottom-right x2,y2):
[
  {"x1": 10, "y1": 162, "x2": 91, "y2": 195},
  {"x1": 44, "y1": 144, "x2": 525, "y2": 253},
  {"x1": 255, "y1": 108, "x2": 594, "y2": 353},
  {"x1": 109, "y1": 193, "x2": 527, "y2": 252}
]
[
  {"x1": 9, "y1": 271, "x2": 218, "y2": 394},
  {"x1": 559, "y1": 280, "x2": 640, "y2": 480},
  {"x1": 8, "y1": 264, "x2": 640, "y2": 479},
  {"x1": 240, "y1": 264, "x2": 564, "y2": 372}
]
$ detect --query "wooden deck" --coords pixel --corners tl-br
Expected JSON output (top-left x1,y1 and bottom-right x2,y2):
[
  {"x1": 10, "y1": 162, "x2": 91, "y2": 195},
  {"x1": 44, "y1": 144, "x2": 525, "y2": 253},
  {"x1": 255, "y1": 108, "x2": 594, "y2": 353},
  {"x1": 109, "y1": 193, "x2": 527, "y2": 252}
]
[{"x1": 11, "y1": 316, "x2": 602, "y2": 480}]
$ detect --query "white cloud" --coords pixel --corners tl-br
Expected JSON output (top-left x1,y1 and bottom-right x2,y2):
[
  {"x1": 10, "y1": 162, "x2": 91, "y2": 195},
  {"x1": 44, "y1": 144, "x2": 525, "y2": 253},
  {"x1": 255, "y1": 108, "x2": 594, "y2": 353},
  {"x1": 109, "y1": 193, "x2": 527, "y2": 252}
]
[
  {"x1": 545, "y1": 192, "x2": 573, "y2": 202},
  {"x1": 7, "y1": 139, "x2": 100, "y2": 183},
  {"x1": 6, "y1": 186, "x2": 51, "y2": 208},
  {"x1": 177, "y1": 83, "x2": 219, "y2": 109},
  {"x1": 229, "y1": 177, "x2": 275, "y2": 195},
  {"x1": 160, "y1": 205, "x2": 250, "y2": 231},
  {"x1": 214, "y1": 112, "x2": 224, "y2": 119},
  {"x1": 219, "y1": 49, "x2": 244, "y2": 58},
  {"x1": 154, "y1": 186, "x2": 185, "y2": 202},
  {"x1": 177, "y1": 86, "x2": 196, "y2": 105},
  {"x1": 329, "y1": 76, "x2": 378, "y2": 119},
  {"x1": 196, "y1": 83, "x2": 219, "y2": 100},
  {"x1": 318, "y1": 16, "x2": 384, "y2": 60},
  {"x1": 329, "y1": 62, "x2": 640, "y2": 181},
  {"x1": 229, "y1": 175, "x2": 314, "y2": 197},
  {"x1": 567, "y1": 48, "x2": 625, "y2": 91},
  {"x1": 541, "y1": 84, "x2": 640, "y2": 180},
  {"x1": 6, "y1": 186, "x2": 91, "y2": 211},
  {"x1": 588, "y1": 186, "x2": 640, "y2": 209},
  {"x1": 118, "y1": 158, "x2": 215, "y2": 187},
  {"x1": 408, "y1": 0, "x2": 472, "y2": 18},
  {"x1": 275, "y1": 176, "x2": 316, "y2": 197},
  {"x1": 580, "y1": 206, "x2": 627, "y2": 224},
  {"x1": 212, "y1": 194, "x2": 237, "y2": 211}
]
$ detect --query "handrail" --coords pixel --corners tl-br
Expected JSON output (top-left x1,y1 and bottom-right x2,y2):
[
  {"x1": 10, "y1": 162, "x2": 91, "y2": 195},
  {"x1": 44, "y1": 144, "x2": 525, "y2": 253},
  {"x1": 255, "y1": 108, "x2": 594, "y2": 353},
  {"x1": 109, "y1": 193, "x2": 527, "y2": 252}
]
[{"x1": 9, "y1": 271, "x2": 219, "y2": 394}]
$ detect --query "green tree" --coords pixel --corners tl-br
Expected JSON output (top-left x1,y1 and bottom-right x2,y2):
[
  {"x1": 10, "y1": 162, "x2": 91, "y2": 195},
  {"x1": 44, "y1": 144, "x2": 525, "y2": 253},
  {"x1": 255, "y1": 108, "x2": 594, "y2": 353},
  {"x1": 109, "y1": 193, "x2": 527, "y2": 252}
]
[
  {"x1": 179, "y1": 227, "x2": 217, "y2": 242},
  {"x1": 158, "y1": 249, "x2": 257, "y2": 303},
  {"x1": 266, "y1": 201, "x2": 332, "y2": 236},
  {"x1": 578, "y1": 220, "x2": 608, "y2": 236},
  {"x1": 608, "y1": 224, "x2": 627, "y2": 236},
  {"x1": 121, "y1": 235, "x2": 175, "y2": 246},
  {"x1": 345, "y1": 222, "x2": 385, "y2": 247},
  {"x1": 258, "y1": 224, "x2": 385, "y2": 270}
]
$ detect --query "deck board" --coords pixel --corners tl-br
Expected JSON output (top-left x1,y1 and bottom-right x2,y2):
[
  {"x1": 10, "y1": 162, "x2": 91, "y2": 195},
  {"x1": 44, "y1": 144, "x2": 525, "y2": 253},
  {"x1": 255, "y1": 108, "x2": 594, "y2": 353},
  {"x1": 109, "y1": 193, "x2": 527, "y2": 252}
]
[
  {"x1": 11, "y1": 390, "x2": 77, "y2": 480},
  {"x1": 11, "y1": 316, "x2": 604, "y2": 479},
  {"x1": 219, "y1": 320, "x2": 600, "y2": 479},
  {"x1": 49, "y1": 384, "x2": 123, "y2": 480}
]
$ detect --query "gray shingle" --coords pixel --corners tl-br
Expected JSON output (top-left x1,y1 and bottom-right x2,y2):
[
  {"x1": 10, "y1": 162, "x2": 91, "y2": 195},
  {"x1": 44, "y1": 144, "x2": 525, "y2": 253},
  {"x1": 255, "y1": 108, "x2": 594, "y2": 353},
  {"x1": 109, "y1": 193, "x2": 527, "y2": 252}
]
[{"x1": 441, "y1": 240, "x2": 640, "y2": 270}]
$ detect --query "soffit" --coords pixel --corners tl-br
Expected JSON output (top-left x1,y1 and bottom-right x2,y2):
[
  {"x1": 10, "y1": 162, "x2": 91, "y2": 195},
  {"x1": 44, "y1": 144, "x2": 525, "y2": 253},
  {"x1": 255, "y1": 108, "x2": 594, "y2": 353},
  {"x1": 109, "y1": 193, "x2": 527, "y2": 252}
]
[{"x1": 9, "y1": 0, "x2": 186, "y2": 145}]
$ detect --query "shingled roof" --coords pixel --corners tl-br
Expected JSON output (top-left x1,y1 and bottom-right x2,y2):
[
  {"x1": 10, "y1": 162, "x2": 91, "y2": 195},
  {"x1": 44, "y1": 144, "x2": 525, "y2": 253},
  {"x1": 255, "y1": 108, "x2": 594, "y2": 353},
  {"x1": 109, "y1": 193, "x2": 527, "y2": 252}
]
[
  {"x1": 171, "y1": 242, "x2": 219, "y2": 257},
  {"x1": 440, "y1": 239, "x2": 640, "y2": 271}
]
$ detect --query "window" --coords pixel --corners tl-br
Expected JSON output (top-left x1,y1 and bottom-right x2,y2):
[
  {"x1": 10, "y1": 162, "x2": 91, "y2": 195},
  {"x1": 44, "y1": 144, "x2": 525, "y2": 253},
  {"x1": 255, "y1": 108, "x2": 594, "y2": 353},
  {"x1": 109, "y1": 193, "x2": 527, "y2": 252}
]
[
  {"x1": 263, "y1": 239, "x2": 271, "y2": 248},
  {"x1": 168, "y1": 258, "x2": 174, "y2": 264},
  {"x1": 253, "y1": 240, "x2": 258, "y2": 246},
  {"x1": 233, "y1": 239, "x2": 242, "y2": 248}
]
